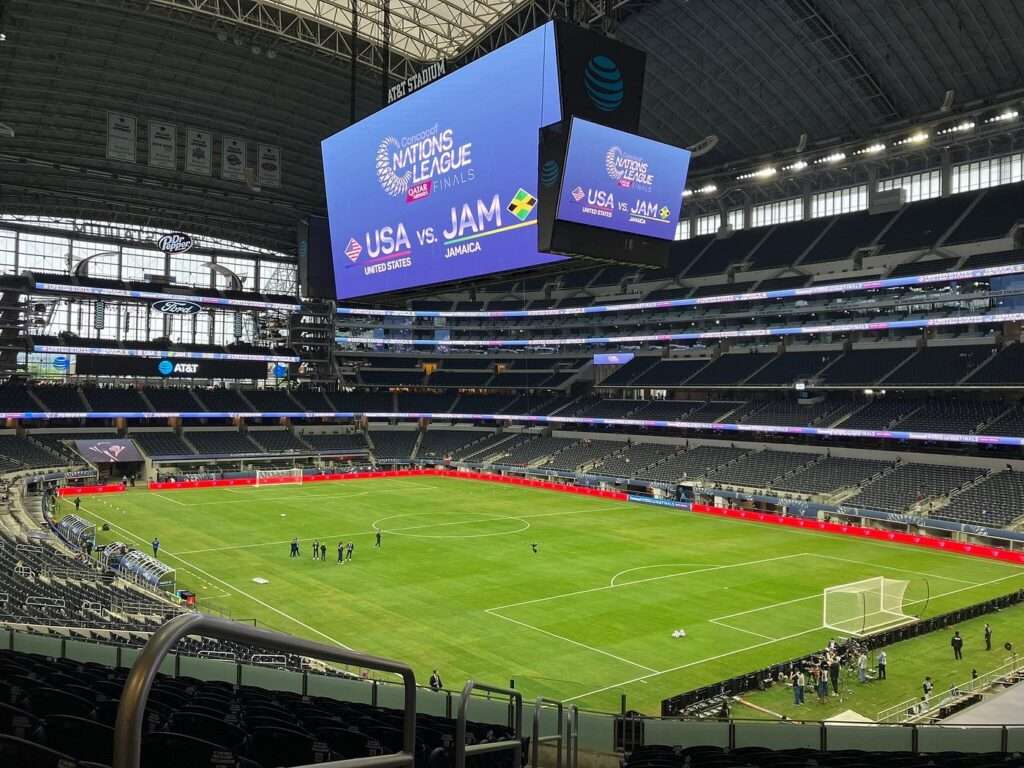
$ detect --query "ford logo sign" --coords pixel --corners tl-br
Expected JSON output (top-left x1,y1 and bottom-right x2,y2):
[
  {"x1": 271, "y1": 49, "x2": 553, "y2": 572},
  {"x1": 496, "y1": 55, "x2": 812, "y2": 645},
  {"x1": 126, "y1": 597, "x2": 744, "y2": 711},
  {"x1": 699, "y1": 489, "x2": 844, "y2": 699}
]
[
  {"x1": 153, "y1": 299, "x2": 202, "y2": 315},
  {"x1": 157, "y1": 233, "x2": 194, "y2": 254}
]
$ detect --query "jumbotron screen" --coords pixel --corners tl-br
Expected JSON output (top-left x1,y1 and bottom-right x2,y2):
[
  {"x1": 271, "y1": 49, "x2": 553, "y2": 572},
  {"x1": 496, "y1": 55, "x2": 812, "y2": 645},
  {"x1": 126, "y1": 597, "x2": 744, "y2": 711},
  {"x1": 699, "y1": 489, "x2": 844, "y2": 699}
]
[
  {"x1": 322, "y1": 23, "x2": 565, "y2": 300},
  {"x1": 556, "y1": 118, "x2": 690, "y2": 239}
]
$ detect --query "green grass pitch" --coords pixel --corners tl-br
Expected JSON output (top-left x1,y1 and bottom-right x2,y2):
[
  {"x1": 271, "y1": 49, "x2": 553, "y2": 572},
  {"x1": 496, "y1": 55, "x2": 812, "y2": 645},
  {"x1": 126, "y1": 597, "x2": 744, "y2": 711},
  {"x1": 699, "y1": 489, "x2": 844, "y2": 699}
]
[{"x1": 68, "y1": 476, "x2": 1024, "y2": 716}]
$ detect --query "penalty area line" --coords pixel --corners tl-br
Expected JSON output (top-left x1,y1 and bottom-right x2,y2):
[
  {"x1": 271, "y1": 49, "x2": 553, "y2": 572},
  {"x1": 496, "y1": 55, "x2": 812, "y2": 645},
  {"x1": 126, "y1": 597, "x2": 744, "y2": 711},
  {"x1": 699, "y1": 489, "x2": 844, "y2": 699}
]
[{"x1": 485, "y1": 608, "x2": 658, "y2": 673}]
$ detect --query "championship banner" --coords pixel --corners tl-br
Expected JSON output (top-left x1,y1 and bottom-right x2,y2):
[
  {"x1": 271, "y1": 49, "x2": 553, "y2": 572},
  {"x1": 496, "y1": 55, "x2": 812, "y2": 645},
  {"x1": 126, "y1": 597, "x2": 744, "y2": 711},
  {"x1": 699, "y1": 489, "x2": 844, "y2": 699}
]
[
  {"x1": 221, "y1": 136, "x2": 246, "y2": 181},
  {"x1": 257, "y1": 144, "x2": 282, "y2": 188},
  {"x1": 148, "y1": 120, "x2": 177, "y2": 169},
  {"x1": 185, "y1": 128, "x2": 212, "y2": 176},
  {"x1": 106, "y1": 112, "x2": 137, "y2": 162}
]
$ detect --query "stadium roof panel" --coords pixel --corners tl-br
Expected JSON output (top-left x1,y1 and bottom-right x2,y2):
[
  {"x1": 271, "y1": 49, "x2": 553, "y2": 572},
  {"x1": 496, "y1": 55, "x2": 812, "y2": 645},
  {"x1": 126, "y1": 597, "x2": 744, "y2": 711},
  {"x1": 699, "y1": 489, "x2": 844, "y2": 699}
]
[{"x1": 154, "y1": 0, "x2": 535, "y2": 61}]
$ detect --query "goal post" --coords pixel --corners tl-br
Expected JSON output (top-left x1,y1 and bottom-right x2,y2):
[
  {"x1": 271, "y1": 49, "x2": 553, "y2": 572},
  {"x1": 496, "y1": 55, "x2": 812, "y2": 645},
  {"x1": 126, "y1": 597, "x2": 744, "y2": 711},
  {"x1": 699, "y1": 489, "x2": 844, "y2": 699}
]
[
  {"x1": 823, "y1": 576, "x2": 915, "y2": 637},
  {"x1": 255, "y1": 468, "x2": 303, "y2": 486}
]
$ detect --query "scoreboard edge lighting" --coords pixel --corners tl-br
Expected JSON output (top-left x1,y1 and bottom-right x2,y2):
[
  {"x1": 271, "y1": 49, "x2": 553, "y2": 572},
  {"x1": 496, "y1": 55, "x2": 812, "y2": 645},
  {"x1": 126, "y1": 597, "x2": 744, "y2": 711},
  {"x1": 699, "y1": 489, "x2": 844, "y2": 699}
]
[{"x1": 318, "y1": 20, "x2": 655, "y2": 301}]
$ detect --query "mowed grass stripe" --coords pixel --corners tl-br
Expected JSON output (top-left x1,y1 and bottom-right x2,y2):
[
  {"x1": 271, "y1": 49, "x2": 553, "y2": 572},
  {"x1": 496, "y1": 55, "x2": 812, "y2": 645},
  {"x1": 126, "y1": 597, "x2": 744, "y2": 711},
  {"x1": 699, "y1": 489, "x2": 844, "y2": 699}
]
[{"x1": 70, "y1": 477, "x2": 1024, "y2": 714}]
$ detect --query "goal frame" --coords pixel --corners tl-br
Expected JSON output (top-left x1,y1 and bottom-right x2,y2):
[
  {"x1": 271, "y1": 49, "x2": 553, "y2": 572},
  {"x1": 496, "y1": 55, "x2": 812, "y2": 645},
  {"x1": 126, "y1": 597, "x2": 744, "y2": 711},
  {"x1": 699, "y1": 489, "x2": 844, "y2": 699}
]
[
  {"x1": 822, "y1": 576, "x2": 916, "y2": 637},
  {"x1": 255, "y1": 467, "x2": 303, "y2": 486}
]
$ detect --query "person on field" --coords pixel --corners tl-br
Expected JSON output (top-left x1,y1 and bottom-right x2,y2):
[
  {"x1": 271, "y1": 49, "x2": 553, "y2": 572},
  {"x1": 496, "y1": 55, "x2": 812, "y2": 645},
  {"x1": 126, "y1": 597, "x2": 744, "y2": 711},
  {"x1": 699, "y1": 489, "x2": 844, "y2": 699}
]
[{"x1": 952, "y1": 630, "x2": 964, "y2": 660}]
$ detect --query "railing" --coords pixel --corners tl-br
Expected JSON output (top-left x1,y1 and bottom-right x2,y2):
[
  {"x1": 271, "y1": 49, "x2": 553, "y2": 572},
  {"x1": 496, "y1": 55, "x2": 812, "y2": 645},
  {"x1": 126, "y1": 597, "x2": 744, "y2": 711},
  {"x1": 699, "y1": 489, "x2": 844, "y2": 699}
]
[
  {"x1": 531, "y1": 696, "x2": 563, "y2": 768},
  {"x1": 112, "y1": 613, "x2": 418, "y2": 768},
  {"x1": 876, "y1": 656, "x2": 1024, "y2": 723},
  {"x1": 454, "y1": 681, "x2": 523, "y2": 768}
]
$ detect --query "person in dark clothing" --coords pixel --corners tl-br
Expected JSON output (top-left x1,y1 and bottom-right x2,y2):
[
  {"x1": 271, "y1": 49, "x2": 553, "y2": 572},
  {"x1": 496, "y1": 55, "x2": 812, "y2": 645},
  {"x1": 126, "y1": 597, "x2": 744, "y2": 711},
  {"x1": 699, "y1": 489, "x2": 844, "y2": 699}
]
[
  {"x1": 829, "y1": 656, "x2": 841, "y2": 695},
  {"x1": 375, "y1": 529, "x2": 382, "y2": 548},
  {"x1": 429, "y1": 670, "x2": 442, "y2": 691},
  {"x1": 290, "y1": 538, "x2": 299, "y2": 557},
  {"x1": 74, "y1": 496, "x2": 81, "y2": 512},
  {"x1": 320, "y1": 542, "x2": 327, "y2": 561},
  {"x1": 984, "y1": 623, "x2": 993, "y2": 651},
  {"x1": 346, "y1": 541, "x2": 354, "y2": 561},
  {"x1": 338, "y1": 542, "x2": 345, "y2": 564},
  {"x1": 952, "y1": 630, "x2": 964, "y2": 660},
  {"x1": 313, "y1": 540, "x2": 320, "y2": 561},
  {"x1": 152, "y1": 537, "x2": 160, "y2": 557}
]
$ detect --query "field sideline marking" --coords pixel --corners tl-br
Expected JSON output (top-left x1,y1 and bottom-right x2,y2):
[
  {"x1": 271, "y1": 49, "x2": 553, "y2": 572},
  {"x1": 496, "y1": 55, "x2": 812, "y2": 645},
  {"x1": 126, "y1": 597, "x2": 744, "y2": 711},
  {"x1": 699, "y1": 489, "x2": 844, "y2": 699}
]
[
  {"x1": 562, "y1": 567, "x2": 1024, "y2": 704},
  {"x1": 172, "y1": 503, "x2": 627, "y2": 555},
  {"x1": 487, "y1": 553, "x2": 807, "y2": 612},
  {"x1": 79, "y1": 503, "x2": 356, "y2": 651},
  {"x1": 809, "y1": 553, "x2": 982, "y2": 586},
  {"x1": 485, "y1": 608, "x2": 659, "y2": 673}
]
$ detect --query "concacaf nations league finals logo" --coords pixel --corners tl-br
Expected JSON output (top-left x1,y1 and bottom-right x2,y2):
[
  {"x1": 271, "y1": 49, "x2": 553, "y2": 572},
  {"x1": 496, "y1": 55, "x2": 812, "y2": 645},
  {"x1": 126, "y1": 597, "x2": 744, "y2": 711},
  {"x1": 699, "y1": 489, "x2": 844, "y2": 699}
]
[
  {"x1": 375, "y1": 124, "x2": 474, "y2": 201},
  {"x1": 584, "y1": 55, "x2": 624, "y2": 112},
  {"x1": 605, "y1": 146, "x2": 654, "y2": 190}
]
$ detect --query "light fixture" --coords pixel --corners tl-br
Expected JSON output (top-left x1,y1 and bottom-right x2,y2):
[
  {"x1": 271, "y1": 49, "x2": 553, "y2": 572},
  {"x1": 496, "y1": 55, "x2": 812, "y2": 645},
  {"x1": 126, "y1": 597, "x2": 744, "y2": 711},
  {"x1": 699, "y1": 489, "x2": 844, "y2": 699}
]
[
  {"x1": 682, "y1": 189, "x2": 694, "y2": 197},
  {"x1": 853, "y1": 142, "x2": 886, "y2": 156},
  {"x1": 736, "y1": 166, "x2": 777, "y2": 181},
  {"x1": 0, "y1": 123, "x2": 13, "y2": 139},
  {"x1": 267, "y1": 48, "x2": 277, "y2": 60},
  {"x1": 892, "y1": 131, "x2": 928, "y2": 146},
  {"x1": 216, "y1": 29, "x2": 228, "y2": 42},
  {"x1": 814, "y1": 152, "x2": 846, "y2": 165},
  {"x1": 699, "y1": 183, "x2": 717, "y2": 194},
  {"x1": 782, "y1": 160, "x2": 808, "y2": 172},
  {"x1": 984, "y1": 109, "x2": 1019, "y2": 124},
  {"x1": 0, "y1": 33, "x2": 6, "y2": 42},
  {"x1": 937, "y1": 120, "x2": 975, "y2": 135},
  {"x1": 251, "y1": 44, "x2": 262, "y2": 55}
]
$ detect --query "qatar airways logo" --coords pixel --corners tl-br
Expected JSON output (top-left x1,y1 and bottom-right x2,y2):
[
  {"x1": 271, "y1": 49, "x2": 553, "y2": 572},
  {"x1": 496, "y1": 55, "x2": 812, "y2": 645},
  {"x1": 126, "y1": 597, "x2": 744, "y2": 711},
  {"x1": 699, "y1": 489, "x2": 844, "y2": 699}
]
[
  {"x1": 605, "y1": 146, "x2": 654, "y2": 189},
  {"x1": 375, "y1": 124, "x2": 474, "y2": 201}
]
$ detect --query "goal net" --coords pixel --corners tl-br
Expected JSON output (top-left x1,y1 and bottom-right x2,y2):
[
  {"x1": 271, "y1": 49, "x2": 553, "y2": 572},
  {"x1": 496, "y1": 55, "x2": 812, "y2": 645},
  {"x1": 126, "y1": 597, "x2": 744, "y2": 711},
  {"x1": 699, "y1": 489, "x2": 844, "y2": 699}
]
[
  {"x1": 255, "y1": 468, "x2": 303, "y2": 486},
  {"x1": 823, "y1": 576, "x2": 914, "y2": 637}
]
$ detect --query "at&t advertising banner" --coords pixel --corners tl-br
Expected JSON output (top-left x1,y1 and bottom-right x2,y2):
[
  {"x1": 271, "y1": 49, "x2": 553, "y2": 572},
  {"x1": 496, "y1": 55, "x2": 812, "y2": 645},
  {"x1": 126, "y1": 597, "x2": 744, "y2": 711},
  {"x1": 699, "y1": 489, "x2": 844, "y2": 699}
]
[
  {"x1": 558, "y1": 118, "x2": 690, "y2": 240},
  {"x1": 322, "y1": 23, "x2": 565, "y2": 300}
]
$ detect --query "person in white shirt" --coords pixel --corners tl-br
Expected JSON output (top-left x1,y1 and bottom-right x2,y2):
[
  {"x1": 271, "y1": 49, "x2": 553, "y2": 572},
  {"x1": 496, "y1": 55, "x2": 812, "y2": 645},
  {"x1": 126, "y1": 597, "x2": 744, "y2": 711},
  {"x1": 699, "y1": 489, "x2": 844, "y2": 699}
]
[{"x1": 877, "y1": 650, "x2": 887, "y2": 680}]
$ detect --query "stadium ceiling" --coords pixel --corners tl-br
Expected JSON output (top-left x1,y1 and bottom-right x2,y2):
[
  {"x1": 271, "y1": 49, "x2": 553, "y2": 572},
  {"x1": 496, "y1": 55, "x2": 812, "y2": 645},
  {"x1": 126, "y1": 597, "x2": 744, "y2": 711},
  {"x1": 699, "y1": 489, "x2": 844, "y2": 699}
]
[
  {"x1": 155, "y1": 0, "x2": 537, "y2": 62},
  {"x1": 2, "y1": 0, "x2": 1024, "y2": 259},
  {"x1": 617, "y1": 0, "x2": 1024, "y2": 170}
]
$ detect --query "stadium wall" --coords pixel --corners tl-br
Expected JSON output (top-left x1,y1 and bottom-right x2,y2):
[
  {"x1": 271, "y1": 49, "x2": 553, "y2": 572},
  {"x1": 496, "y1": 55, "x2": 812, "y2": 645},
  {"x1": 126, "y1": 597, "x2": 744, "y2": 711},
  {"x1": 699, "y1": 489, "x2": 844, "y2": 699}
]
[
  {"x1": 56, "y1": 483, "x2": 125, "y2": 496},
  {"x1": 147, "y1": 468, "x2": 629, "y2": 500},
  {"x1": 690, "y1": 503, "x2": 1024, "y2": 565}
]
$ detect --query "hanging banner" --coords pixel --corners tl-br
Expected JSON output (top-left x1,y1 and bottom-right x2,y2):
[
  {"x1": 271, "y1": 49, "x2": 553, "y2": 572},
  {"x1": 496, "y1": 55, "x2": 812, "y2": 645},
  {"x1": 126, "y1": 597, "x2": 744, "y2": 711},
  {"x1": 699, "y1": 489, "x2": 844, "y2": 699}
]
[
  {"x1": 148, "y1": 120, "x2": 177, "y2": 169},
  {"x1": 257, "y1": 143, "x2": 282, "y2": 188},
  {"x1": 106, "y1": 112, "x2": 137, "y2": 163},
  {"x1": 185, "y1": 128, "x2": 212, "y2": 176},
  {"x1": 221, "y1": 136, "x2": 246, "y2": 181}
]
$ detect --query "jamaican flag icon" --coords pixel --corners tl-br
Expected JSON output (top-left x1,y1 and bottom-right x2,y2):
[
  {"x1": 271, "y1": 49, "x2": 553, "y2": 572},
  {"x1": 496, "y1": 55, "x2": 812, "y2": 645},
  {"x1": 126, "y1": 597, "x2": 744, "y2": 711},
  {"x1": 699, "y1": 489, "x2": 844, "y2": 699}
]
[
  {"x1": 658, "y1": 206, "x2": 671, "y2": 220},
  {"x1": 507, "y1": 188, "x2": 537, "y2": 221}
]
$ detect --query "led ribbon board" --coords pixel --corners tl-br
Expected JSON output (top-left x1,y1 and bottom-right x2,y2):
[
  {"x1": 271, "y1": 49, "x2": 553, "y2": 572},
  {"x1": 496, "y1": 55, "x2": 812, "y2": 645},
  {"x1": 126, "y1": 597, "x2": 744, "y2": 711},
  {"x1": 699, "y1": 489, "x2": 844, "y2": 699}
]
[
  {"x1": 2, "y1": 410, "x2": 1021, "y2": 448},
  {"x1": 33, "y1": 345, "x2": 299, "y2": 363},
  {"x1": 33, "y1": 282, "x2": 301, "y2": 312},
  {"x1": 336, "y1": 310, "x2": 1024, "y2": 347},
  {"x1": 335, "y1": 263, "x2": 1024, "y2": 318}
]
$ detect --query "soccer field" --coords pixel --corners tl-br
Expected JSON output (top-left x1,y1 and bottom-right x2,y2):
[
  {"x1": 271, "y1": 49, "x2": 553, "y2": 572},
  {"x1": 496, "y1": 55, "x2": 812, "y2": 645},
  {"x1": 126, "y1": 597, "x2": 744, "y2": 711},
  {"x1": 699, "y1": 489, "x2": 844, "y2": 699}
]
[{"x1": 68, "y1": 476, "x2": 1024, "y2": 714}]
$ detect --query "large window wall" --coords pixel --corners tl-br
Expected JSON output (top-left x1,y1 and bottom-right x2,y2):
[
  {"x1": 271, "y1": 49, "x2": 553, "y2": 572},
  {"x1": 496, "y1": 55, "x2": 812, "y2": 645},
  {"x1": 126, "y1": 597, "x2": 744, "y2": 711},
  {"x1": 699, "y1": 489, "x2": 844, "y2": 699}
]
[
  {"x1": 0, "y1": 217, "x2": 297, "y2": 295},
  {"x1": 2, "y1": 218, "x2": 296, "y2": 348}
]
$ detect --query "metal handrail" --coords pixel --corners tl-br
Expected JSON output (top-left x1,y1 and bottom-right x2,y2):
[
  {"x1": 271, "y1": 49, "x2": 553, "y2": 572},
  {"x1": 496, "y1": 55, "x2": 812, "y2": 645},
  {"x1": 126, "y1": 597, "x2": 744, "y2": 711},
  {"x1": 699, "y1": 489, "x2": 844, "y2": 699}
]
[
  {"x1": 531, "y1": 696, "x2": 563, "y2": 768},
  {"x1": 565, "y1": 705, "x2": 578, "y2": 768},
  {"x1": 112, "y1": 613, "x2": 417, "y2": 768},
  {"x1": 454, "y1": 680, "x2": 523, "y2": 768}
]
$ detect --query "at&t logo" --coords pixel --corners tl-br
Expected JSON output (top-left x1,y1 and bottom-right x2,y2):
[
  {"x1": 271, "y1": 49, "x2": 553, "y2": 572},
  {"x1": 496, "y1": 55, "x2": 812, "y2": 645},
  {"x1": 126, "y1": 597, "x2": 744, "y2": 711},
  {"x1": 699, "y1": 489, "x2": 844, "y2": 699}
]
[
  {"x1": 584, "y1": 55, "x2": 624, "y2": 112},
  {"x1": 158, "y1": 359, "x2": 199, "y2": 376}
]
